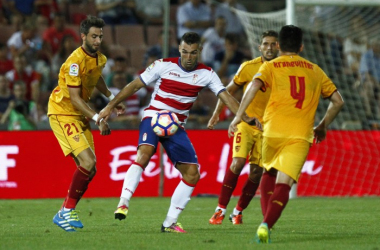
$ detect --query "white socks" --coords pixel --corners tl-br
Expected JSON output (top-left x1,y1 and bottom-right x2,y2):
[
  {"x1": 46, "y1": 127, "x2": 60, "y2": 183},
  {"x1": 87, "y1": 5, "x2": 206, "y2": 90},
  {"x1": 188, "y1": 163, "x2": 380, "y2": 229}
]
[
  {"x1": 163, "y1": 181, "x2": 194, "y2": 227},
  {"x1": 216, "y1": 206, "x2": 227, "y2": 215},
  {"x1": 118, "y1": 164, "x2": 143, "y2": 208},
  {"x1": 233, "y1": 207, "x2": 241, "y2": 215}
]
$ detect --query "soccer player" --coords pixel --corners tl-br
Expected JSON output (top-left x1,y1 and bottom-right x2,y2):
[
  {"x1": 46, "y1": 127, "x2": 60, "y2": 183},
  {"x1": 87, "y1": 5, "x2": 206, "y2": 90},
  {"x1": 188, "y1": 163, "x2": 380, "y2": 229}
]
[
  {"x1": 229, "y1": 25, "x2": 344, "y2": 243},
  {"x1": 97, "y1": 32, "x2": 251, "y2": 233},
  {"x1": 48, "y1": 16, "x2": 124, "y2": 232},
  {"x1": 208, "y1": 30, "x2": 279, "y2": 225}
]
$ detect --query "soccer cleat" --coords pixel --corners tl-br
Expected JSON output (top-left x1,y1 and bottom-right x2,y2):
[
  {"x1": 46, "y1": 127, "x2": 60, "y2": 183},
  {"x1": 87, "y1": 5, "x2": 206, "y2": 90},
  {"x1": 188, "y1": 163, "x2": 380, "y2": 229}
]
[
  {"x1": 209, "y1": 209, "x2": 225, "y2": 225},
  {"x1": 114, "y1": 205, "x2": 128, "y2": 220},
  {"x1": 229, "y1": 212, "x2": 243, "y2": 225},
  {"x1": 59, "y1": 209, "x2": 84, "y2": 228},
  {"x1": 256, "y1": 222, "x2": 271, "y2": 243},
  {"x1": 161, "y1": 222, "x2": 187, "y2": 233},
  {"x1": 53, "y1": 211, "x2": 76, "y2": 232}
]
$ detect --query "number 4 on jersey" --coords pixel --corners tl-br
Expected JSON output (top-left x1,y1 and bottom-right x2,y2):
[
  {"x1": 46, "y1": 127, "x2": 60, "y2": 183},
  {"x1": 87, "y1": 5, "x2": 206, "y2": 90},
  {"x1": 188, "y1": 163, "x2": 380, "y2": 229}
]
[{"x1": 289, "y1": 76, "x2": 305, "y2": 109}]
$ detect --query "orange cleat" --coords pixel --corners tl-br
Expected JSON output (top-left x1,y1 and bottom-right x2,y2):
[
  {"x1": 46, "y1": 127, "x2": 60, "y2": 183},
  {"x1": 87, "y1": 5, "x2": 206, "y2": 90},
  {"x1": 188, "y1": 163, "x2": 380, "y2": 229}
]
[
  {"x1": 229, "y1": 213, "x2": 243, "y2": 225},
  {"x1": 209, "y1": 209, "x2": 225, "y2": 225}
]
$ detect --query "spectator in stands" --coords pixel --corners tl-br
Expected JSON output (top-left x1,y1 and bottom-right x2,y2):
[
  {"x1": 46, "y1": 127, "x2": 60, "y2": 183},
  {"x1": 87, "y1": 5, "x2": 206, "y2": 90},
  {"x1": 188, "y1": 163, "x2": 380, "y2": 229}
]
[
  {"x1": 176, "y1": 0, "x2": 213, "y2": 40},
  {"x1": 7, "y1": 0, "x2": 35, "y2": 17},
  {"x1": 0, "y1": 80, "x2": 38, "y2": 130},
  {"x1": 0, "y1": 43, "x2": 13, "y2": 75},
  {"x1": 105, "y1": 56, "x2": 134, "y2": 87},
  {"x1": 201, "y1": 15, "x2": 227, "y2": 67},
  {"x1": 95, "y1": 0, "x2": 139, "y2": 25},
  {"x1": 135, "y1": 0, "x2": 164, "y2": 25},
  {"x1": 213, "y1": 33, "x2": 245, "y2": 83},
  {"x1": 42, "y1": 13, "x2": 80, "y2": 55},
  {"x1": 5, "y1": 54, "x2": 41, "y2": 103},
  {"x1": 143, "y1": 30, "x2": 180, "y2": 68},
  {"x1": 359, "y1": 39, "x2": 380, "y2": 119},
  {"x1": 214, "y1": 0, "x2": 249, "y2": 47},
  {"x1": 0, "y1": 74, "x2": 14, "y2": 120},
  {"x1": 7, "y1": 22, "x2": 43, "y2": 65},
  {"x1": 34, "y1": 0, "x2": 60, "y2": 25}
]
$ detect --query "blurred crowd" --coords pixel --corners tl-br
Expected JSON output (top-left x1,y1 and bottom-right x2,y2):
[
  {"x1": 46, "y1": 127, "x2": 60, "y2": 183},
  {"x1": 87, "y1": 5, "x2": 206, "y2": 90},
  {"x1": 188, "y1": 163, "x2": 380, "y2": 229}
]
[{"x1": 0, "y1": 0, "x2": 378, "y2": 131}]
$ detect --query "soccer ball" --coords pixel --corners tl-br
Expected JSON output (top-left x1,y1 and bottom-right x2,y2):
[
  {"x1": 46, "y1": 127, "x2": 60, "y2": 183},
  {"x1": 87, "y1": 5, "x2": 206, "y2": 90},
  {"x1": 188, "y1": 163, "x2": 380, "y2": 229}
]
[{"x1": 151, "y1": 110, "x2": 179, "y2": 137}]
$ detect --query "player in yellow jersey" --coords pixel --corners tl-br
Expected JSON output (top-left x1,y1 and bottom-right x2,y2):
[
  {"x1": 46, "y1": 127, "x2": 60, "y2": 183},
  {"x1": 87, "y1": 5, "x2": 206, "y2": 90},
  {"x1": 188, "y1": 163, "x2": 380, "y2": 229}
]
[
  {"x1": 229, "y1": 25, "x2": 344, "y2": 243},
  {"x1": 48, "y1": 16, "x2": 124, "y2": 232},
  {"x1": 208, "y1": 30, "x2": 278, "y2": 225}
]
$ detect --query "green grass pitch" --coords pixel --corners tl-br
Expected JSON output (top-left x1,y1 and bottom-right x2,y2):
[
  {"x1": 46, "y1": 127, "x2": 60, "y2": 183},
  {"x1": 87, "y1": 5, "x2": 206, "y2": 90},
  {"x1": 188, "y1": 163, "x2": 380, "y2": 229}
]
[{"x1": 0, "y1": 197, "x2": 379, "y2": 250}]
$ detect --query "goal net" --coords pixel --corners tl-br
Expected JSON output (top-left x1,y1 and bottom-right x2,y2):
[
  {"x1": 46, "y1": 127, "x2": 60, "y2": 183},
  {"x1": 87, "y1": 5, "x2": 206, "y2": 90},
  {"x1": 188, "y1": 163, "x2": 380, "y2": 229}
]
[
  {"x1": 232, "y1": 1, "x2": 380, "y2": 197},
  {"x1": 233, "y1": 1, "x2": 380, "y2": 130}
]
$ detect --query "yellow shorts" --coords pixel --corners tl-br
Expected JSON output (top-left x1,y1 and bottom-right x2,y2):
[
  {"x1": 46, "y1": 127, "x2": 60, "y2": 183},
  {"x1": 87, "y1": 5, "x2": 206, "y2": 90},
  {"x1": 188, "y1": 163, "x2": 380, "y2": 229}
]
[
  {"x1": 49, "y1": 115, "x2": 94, "y2": 157},
  {"x1": 262, "y1": 136, "x2": 311, "y2": 181},
  {"x1": 232, "y1": 122, "x2": 263, "y2": 166}
]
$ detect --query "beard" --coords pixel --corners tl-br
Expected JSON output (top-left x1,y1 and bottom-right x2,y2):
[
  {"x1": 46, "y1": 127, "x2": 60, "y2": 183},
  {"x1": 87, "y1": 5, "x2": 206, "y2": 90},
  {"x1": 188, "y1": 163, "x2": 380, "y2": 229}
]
[{"x1": 84, "y1": 40, "x2": 98, "y2": 54}]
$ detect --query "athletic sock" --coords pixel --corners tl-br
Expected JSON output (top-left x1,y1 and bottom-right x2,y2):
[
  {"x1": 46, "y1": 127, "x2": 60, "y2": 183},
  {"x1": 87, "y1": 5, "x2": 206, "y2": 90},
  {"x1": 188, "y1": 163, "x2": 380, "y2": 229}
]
[
  {"x1": 236, "y1": 177, "x2": 259, "y2": 211},
  {"x1": 119, "y1": 163, "x2": 144, "y2": 207},
  {"x1": 233, "y1": 207, "x2": 241, "y2": 216},
  {"x1": 64, "y1": 166, "x2": 90, "y2": 209},
  {"x1": 263, "y1": 183, "x2": 291, "y2": 229},
  {"x1": 216, "y1": 206, "x2": 227, "y2": 215},
  {"x1": 260, "y1": 172, "x2": 276, "y2": 216},
  {"x1": 163, "y1": 180, "x2": 195, "y2": 227},
  {"x1": 218, "y1": 167, "x2": 239, "y2": 209}
]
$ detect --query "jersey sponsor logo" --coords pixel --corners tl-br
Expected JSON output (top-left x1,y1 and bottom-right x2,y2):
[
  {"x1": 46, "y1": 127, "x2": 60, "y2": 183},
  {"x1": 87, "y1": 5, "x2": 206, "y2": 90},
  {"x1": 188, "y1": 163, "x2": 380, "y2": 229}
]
[
  {"x1": 143, "y1": 133, "x2": 147, "y2": 141},
  {"x1": 192, "y1": 74, "x2": 198, "y2": 84},
  {"x1": 73, "y1": 135, "x2": 80, "y2": 142},
  {"x1": 169, "y1": 72, "x2": 180, "y2": 77},
  {"x1": 69, "y1": 63, "x2": 79, "y2": 76},
  {"x1": 146, "y1": 62, "x2": 156, "y2": 72}
]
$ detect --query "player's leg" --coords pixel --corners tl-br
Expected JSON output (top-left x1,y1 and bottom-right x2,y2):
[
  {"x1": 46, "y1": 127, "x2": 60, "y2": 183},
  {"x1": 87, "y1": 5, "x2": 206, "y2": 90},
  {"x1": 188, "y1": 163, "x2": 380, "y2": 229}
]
[
  {"x1": 260, "y1": 168, "x2": 277, "y2": 216},
  {"x1": 208, "y1": 157, "x2": 245, "y2": 224},
  {"x1": 115, "y1": 118, "x2": 158, "y2": 220},
  {"x1": 50, "y1": 115, "x2": 93, "y2": 231},
  {"x1": 256, "y1": 138, "x2": 310, "y2": 243},
  {"x1": 160, "y1": 128, "x2": 198, "y2": 233},
  {"x1": 230, "y1": 163, "x2": 262, "y2": 224},
  {"x1": 210, "y1": 122, "x2": 253, "y2": 224}
]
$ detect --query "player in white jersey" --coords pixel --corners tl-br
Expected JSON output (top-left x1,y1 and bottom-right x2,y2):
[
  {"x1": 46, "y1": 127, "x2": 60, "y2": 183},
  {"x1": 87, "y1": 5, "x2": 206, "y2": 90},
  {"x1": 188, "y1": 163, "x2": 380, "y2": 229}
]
[{"x1": 97, "y1": 32, "x2": 252, "y2": 233}]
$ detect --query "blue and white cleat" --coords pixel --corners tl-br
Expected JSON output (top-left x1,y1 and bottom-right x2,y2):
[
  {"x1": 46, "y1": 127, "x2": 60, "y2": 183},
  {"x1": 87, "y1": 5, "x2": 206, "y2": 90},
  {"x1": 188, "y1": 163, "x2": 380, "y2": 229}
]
[
  {"x1": 53, "y1": 211, "x2": 76, "y2": 232},
  {"x1": 59, "y1": 209, "x2": 84, "y2": 228}
]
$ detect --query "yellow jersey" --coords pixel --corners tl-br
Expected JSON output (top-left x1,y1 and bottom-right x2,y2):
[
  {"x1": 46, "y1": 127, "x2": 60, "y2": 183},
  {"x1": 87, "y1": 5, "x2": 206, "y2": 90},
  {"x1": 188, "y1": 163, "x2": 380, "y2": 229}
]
[
  {"x1": 48, "y1": 47, "x2": 107, "y2": 116},
  {"x1": 233, "y1": 57, "x2": 270, "y2": 125},
  {"x1": 255, "y1": 54, "x2": 337, "y2": 143}
]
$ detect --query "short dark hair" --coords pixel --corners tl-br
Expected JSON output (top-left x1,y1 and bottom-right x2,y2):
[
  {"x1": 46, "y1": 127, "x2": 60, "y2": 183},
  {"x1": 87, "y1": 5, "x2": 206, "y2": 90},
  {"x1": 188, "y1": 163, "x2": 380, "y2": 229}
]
[
  {"x1": 180, "y1": 32, "x2": 201, "y2": 45},
  {"x1": 261, "y1": 30, "x2": 278, "y2": 43},
  {"x1": 279, "y1": 25, "x2": 303, "y2": 53},
  {"x1": 80, "y1": 15, "x2": 105, "y2": 35}
]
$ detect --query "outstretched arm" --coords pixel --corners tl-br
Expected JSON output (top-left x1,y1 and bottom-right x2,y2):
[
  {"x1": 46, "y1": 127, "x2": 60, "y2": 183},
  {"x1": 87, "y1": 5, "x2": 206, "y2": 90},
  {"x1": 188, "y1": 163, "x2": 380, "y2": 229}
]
[
  {"x1": 208, "y1": 80, "x2": 240, "y2": 129},
  {"x1": 228, "y1": 79, "x2": 263, "y2": 137},
  {"x1": 314, "y1": 91, "x2": 344, "y2": 143},
  {"x1": 98, "y1": 77, "x2": 145, "y2": 123},
  {"x1": 96, "y1": 76, "x2": 125, "y2": 116}
]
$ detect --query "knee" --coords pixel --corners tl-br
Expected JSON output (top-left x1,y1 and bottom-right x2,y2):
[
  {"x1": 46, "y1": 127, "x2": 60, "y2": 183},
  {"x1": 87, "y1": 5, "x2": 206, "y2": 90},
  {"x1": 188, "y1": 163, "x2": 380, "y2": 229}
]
[
  {"x1": 182, "y1": 166, "x2": 200, "y2": 185},
  {"x1": 230, "y1": 157, "x2": 246, "y2": 174},
  {"x1": 81, "y1": 157, "x2": 96, "y2": 171},
  {"x1": 249, "y1": 165, "x2": 263, "y2": 183}
]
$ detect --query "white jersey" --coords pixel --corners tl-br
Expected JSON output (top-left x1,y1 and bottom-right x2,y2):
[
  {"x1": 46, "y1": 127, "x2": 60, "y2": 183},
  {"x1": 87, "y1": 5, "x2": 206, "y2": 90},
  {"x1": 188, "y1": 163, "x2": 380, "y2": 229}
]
[{"x1": 140, "y1": 57, "x2": 226, "y2": 125}]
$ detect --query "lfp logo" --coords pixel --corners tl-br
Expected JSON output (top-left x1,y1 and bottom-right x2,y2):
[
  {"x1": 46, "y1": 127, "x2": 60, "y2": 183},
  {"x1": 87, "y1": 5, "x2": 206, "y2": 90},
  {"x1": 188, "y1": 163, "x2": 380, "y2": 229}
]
[{"x1": 0, "y1": 146, "x2": 19, "y2": 188}]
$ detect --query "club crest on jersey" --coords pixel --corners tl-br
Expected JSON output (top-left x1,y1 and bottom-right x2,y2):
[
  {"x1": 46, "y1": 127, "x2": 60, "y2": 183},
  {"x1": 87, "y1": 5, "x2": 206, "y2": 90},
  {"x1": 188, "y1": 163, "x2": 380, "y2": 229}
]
[
  {"x1": 69, "y1": 63, "x2": 79, "y2": 76},
  {"x1": 73, "y1": 135, "x2": 80, "y2": 142},
  {"x1": 192, "y1": 74, "x2": 198, "y2": 84},
  {"x1": 143, "y1": 132, "x2": 147, "y2": 141},
  {"x1": 235, "y1": 146, "x2": 240, "y2": 152}
]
